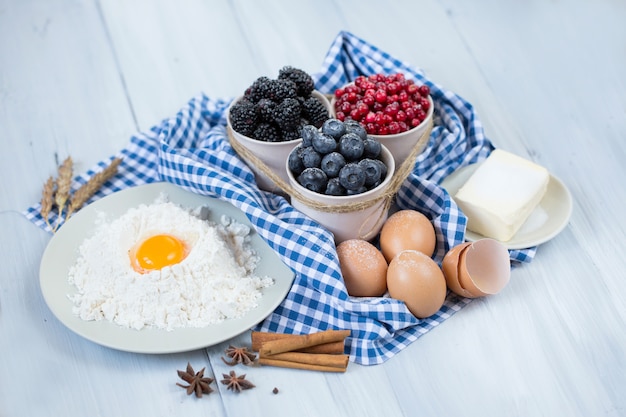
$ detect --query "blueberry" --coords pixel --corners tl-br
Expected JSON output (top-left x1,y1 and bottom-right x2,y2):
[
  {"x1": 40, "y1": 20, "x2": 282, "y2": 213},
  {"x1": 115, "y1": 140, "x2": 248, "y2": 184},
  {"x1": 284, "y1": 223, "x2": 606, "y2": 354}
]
[
  {"x1": 347, "y1": 186, "x2": 368, "y2": 195},
  {"x1": 325, "y1": 177, "x2": 346, "y2": 196},
  {"x1": 363, "y1": 138, "x2": 382, "y2": 159},
  {"x1": 301, "y1": 125, "x2": 318, "y2": 147},
  {"x1": 338, "y1": 133, "x2": 365, "y2": 161},
  {"x1": 297, "y1": 167, "x2": 328, "y2": 193},
  {"x1": 344, "y1": 119, "x2": 368, "y2": 140},
  {"x1": 358, "y1": 158, "x2": 383, "y2": 187},
  {"x1": 321, "y1": 119, "x2": 346, "y2": 139},
  {"x1": 320, "y1": 152, "x2": 346, "y2": 178},
  {"x1": 374, "y1": 158, "x2": 388, "y2": 179},
  {"x1": 288, "y1": 146, "x2": 305, "y2": 176},
  {"x1": 312, "y1": 131, "x2": 337, "y2": 154},
  {"x1": 300, "y1": 146, "x2": 322, "y2": 168},
  {"x1": 338, "y1": 162, "x2": 366, "y2": 191}
]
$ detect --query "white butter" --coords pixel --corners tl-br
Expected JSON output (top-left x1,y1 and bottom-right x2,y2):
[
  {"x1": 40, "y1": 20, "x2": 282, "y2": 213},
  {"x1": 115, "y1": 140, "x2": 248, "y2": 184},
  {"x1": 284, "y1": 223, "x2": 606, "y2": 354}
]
[{"x1": 455, "y1": 149, "x2": 549, "y2": 241}]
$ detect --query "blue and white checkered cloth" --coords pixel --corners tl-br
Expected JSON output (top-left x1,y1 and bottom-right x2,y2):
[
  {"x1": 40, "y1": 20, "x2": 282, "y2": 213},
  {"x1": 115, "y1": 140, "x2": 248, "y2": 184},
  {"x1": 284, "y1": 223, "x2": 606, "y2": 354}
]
[{"x1": 25, "y1": 31, "x2": 537, "y2": 365}]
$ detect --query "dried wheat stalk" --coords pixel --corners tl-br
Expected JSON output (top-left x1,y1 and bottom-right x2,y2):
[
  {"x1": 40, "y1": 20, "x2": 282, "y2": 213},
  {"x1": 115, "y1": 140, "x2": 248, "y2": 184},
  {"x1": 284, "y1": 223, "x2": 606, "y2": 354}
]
[
  {"x1": 66, "y1": 157, "x2": 122, "y2": 219},
  {"x1": 40, "y1": 176, "x2": 55, "y2": 229},
  {"x1": 54, "y1": 156, "x2": 73, "y2": 220}
]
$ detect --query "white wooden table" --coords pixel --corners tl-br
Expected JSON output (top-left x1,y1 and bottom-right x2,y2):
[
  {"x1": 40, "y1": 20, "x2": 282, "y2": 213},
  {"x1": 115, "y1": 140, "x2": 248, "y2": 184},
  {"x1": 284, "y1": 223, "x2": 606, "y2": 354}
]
[{"x1": 1, "y1": 1, "x2": 625, "y2": 416}]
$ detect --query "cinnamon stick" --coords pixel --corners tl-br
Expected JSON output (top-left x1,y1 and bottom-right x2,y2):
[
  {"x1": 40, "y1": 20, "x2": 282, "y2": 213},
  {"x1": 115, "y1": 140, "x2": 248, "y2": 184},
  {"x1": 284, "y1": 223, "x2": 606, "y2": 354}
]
[
  {"x1": 258, "y1": 357, "x2": 347, "y2": 373},
  {"x1": 251, "y1": 332, "x2": 345, "y2": 354},
  {"x1": 258, "y1": 329, "x2": 351, "y2": 357},
  {"x1": 262, "y1": 352, "x2": 349, "y2": 369}
]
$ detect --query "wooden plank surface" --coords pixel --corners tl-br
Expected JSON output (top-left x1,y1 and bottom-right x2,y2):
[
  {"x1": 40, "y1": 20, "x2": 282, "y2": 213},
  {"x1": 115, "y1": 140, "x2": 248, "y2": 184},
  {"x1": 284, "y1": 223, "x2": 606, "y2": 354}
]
[{"x1": 1, "y1": 0, "x2": 624, "y2": 416}]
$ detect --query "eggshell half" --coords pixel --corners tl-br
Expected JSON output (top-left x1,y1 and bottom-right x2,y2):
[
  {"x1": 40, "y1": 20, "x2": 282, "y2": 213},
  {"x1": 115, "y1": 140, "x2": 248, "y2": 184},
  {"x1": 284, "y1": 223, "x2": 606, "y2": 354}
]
[
  {"x1": 379, "y1": 210, "x2": 436, "y2": 262},
  {"x1": 441, "y1": 242, "x2": 474, "y2": 298},
  {"x1": 442, "y1": 239, "x2": 511, "y2": 298},
  {"x1": 459, "y1": 238, "x2": 511, "y2": 295},
  {"x1": 386, "y1": 250, "x2": 447, "y2": 318}
]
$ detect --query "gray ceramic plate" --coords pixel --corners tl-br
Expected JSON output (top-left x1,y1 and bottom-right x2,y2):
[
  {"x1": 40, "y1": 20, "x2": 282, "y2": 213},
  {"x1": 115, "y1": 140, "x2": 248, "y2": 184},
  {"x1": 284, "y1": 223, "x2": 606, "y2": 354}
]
[{"x1": 39, "y1": 182, "x2": 294, "y2": 353}]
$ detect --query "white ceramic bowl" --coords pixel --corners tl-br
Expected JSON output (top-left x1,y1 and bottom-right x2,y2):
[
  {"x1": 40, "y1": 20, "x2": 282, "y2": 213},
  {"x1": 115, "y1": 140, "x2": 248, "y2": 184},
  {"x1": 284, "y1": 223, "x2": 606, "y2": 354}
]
[
  {"x1": 227, "y1": 90, "x2": 332, "y2": 193},
  {"x1": 285, "y1": 145, "x2": 396, "y2": 244},
  {"x1": 369, "y1": 95, "x2": 434, "y2": 168}
]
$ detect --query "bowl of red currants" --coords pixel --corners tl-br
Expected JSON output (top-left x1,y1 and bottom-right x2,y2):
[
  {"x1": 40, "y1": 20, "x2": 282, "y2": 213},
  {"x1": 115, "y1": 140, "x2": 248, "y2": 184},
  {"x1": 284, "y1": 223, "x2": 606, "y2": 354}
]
[
  {"x1": 285, "y1": 118, "x2": 395, "y2": 243},
  {"x1": 331, "y1": 73, "x2": 434, "y2": 168},
  {"x1": 227, "y1": 66, "x2": 332, "y2": 192}
]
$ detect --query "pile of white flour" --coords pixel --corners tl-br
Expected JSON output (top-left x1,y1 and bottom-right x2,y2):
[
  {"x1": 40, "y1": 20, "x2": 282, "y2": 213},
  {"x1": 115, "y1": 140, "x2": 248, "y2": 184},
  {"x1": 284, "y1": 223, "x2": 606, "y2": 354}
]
[{"x1": 67, "y1": 197, "x2": 274, "y2": 331}]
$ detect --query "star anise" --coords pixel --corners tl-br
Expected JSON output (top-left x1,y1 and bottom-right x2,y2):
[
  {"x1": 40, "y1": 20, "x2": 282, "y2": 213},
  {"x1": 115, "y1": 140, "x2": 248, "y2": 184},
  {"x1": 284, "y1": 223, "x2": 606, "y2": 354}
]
[
  {"x1": 220, "y1": 370, "x2": 255, "y2": 393},
  {"x1": 221, "y1": 345, "x2": 257, "y2": 366},
  {"x1": 176, "y1": 362, "x2": 214, "y2": 398}
]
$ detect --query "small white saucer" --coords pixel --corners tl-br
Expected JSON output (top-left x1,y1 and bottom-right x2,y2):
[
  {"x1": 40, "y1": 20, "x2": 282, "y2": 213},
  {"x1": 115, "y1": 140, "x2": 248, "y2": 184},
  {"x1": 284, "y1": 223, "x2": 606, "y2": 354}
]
[{"x1": 440, "y1": 163, "x2": 573, "y2": 249}]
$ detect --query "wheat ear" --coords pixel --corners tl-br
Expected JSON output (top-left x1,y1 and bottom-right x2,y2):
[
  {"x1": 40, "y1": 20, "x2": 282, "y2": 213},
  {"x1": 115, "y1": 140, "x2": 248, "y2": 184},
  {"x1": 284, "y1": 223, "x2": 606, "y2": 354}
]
[
  {"x1": 40, "y1": 176, "x2": 55, "y2": 230},
  {"x1": 66, "y1": 157, "x2": 122, "y2": 220},
  {"x1": 54, "y1": 156, "x2": 73, "y2": 218}
]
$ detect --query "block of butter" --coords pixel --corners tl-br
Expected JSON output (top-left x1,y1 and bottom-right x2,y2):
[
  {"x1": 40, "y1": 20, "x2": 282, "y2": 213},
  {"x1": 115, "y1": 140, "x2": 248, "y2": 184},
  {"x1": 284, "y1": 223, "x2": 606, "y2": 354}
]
[{"x1": 455, "y1": 149, "x2": 550, "y2": 241}]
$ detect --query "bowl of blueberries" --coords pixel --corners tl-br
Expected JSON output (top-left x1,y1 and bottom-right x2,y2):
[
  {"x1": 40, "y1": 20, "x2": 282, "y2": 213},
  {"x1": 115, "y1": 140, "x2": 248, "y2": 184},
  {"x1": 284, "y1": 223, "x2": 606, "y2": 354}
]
[{"x1": 286, "y1": 118, "x2": 395, "y2": 243}]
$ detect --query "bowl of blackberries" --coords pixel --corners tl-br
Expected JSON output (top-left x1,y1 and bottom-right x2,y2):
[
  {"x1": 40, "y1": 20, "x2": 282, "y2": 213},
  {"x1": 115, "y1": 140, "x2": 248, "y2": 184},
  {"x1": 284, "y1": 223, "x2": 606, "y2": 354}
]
[
  {"x1": 286, "y1": 118, "x2": 396, "y2": 243},
  {"x1": 227, "y1": 66, "x2": 332, "y2": 192},
  {"x1": 332, "y1": 73, "x2": 434, "y2": 168}
]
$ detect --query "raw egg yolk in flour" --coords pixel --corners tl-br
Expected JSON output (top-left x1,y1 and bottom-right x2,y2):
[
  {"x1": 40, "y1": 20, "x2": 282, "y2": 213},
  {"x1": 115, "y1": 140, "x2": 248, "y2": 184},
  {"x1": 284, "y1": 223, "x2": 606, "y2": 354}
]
[{"x1": 129, "y1": 234, "x2": 188, "y2": 274}]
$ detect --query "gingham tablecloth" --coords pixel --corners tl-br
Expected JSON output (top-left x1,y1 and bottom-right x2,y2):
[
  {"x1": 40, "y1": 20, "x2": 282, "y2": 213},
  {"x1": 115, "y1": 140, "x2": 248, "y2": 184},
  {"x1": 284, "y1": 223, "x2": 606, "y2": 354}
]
[{"x1": 25, "y1": 31, "x2": 537, "y2": 365}]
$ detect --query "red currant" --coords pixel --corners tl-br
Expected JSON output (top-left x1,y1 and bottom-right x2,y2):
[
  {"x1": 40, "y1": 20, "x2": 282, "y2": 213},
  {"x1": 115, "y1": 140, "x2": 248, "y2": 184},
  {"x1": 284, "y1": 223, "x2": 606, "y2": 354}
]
[
  {"x1": 375, "y1": 90, "x2": 387, "y2": 104},
  {"x1": 388, "y1": 121, "x2": 401, "y2": 134},
  {"x1": 332, "y1": 74, "x2": 431, "y2": 135}
]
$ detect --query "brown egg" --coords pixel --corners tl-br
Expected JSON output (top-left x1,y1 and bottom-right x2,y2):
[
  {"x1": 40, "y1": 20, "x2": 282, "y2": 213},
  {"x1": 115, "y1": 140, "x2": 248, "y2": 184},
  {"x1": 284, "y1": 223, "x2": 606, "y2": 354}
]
[
  {"x1": 442, "y1": 239, "x2": 511, "y2": 298},
  {"x1": 379, "y1": 210, "x2": 436, "y2": 263},
  {"x1": 386, "y1": 250, "x2": 447, "y2": 318},
  {"x1": 336, "y1": 239, "x2": 388, "y2": 297}
]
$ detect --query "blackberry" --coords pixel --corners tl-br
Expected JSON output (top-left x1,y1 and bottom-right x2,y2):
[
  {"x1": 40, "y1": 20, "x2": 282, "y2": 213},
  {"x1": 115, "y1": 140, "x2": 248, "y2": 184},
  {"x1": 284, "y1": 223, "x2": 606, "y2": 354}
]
[
  {"x1": 253, "y1": 123, "x2": 280, "y2": 142},
  {"x1": 244, "y1": 76, "x2": 273, "y2": 103},
  {"x1": 273, "y1": 97, "x2": 301, "y2": 131},
  {"x1": 267, "y1": 79, "x2": 298, "y2": 103},
  {"x1": 278, "y1": 66, "x2": 315, "y2": 97},
  {"x1": 302, "y1": 96, "x2": 329, "y2": 128},
  {"x1": 230, "y1": 99, "x2": 259, "y2": 136},
  {"x1": 281, "y1": 128, "x2": 301, "y2": 142},
  {"x1": 257, "y1": 98, "x2": 276, "y2": 122}
]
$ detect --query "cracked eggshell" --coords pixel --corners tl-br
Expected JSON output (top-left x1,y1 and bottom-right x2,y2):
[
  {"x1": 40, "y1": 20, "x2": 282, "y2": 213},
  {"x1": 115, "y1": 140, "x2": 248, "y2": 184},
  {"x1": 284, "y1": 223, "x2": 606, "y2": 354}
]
[
  {"x1": 442, "y1": 239, "x2": 511, "y2": 298},
  {"x1": 441, "y1": 242, "x2": 474, "y2": 297}
]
